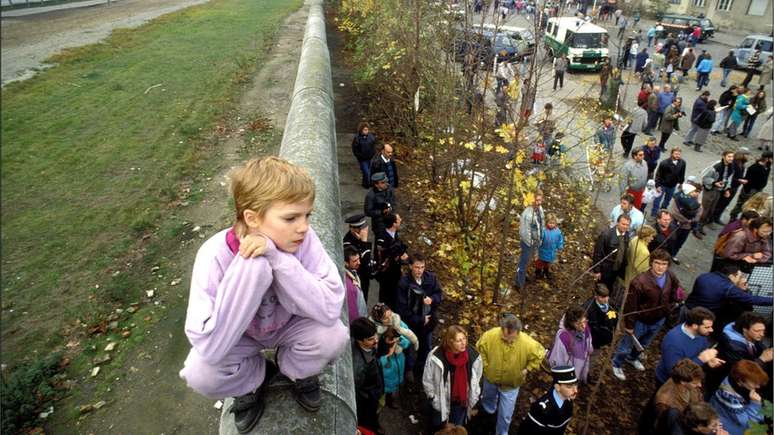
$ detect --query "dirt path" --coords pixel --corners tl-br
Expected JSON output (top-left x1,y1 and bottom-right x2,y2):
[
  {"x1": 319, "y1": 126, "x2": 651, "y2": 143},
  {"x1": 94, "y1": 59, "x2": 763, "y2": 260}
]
[
  {"x1": 38, "y1": 3, "x2": 308, "y2": 433},
  {"x1": 1, "y1": 0, "x2": 210, "y2": 84}
]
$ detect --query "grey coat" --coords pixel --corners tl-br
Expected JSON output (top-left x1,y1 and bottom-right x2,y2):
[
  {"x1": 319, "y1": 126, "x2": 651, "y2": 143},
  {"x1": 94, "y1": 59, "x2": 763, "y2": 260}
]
[{"x1": 659, "y1": 104, "x2": 682, "y2": 134}]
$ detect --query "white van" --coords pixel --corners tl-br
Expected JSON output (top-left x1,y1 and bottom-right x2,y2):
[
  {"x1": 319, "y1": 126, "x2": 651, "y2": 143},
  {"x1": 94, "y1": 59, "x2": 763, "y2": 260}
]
[
  {"x1": 544, "y1": 17, "x2": 609, "y2": 71},
  {"x1": 736, "y1": 34, "x2": 773, "y2": 72}
]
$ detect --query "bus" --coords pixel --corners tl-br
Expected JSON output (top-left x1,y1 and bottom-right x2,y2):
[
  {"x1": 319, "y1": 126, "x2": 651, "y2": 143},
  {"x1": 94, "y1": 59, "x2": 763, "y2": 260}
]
[{"x1": 544, "y1": 17, "x2": 609, "y2": 71}]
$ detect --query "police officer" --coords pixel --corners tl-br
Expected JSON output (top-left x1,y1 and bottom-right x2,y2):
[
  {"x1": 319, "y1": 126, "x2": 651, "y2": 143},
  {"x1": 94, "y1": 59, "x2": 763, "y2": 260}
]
[
  {"x1": 364, "y1": 172, "x2": 396, "y2": 237},
  {"x1": 343, "y1": 213, "x2": 374, "y2": 302},
  {"x1": 517, "y1": 366, "x2": 579, "y2": 435}
]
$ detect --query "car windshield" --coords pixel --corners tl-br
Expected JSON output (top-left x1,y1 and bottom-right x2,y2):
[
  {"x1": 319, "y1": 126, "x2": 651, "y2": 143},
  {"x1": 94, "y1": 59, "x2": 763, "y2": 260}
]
[
  {"x1": 567, "y1": 32, "x2": 607, "y2": 49},
  {"x1": 700, "y1": 19, "x2": 712, "y2": 27},
  {"x1": 757, "y1": 40, "x2": 773, "y2": 52},
  {"x1": 741, "y1": 38, "x2": 755, "y2": 49},
  {"x1": 496, "y1": 34, "x2": 515, "y2": 48}
]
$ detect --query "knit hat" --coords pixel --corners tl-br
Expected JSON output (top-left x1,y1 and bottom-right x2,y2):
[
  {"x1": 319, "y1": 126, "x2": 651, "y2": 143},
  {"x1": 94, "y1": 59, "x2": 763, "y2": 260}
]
[
  {"x1": 682, "y1": 182, "x2": 697, "y2": 195},
  {"x1": 552, "y1": 366, "x2": 578, "y2": 384},
  {"x1": 350, "y1": 317, "x2": 376, "y2": 341}
]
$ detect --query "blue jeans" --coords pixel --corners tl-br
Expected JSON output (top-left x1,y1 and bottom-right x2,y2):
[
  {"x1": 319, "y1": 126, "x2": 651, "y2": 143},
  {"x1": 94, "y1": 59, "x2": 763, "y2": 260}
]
[
  {"x1": 481, "y1": 378, "x2": 520, "y2": 435},
  {"x1": 721, "y1": 68, "x2": 731, "y2": 87},
  {"x1": 711, "y1": 108, "x2": 730, "y2": 133},
  {"x1": 358, "y1": 160, "x2": 371, "y2": 188},
  {"x1": 612, "y1": 318, "x2": 666, "y2": 367},
  {"x1": 650, "y1": 186, "x2": 675, "y2": 217},
  {"x1": 515, "y1": 240, "x2": 533, "y2": 288}
]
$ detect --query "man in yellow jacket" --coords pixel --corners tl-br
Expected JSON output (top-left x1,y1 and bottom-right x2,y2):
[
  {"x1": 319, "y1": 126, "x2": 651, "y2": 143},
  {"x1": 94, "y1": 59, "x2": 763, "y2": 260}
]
[{"x1": 476, "y1": 313, "x2": 546, "y2": 435}]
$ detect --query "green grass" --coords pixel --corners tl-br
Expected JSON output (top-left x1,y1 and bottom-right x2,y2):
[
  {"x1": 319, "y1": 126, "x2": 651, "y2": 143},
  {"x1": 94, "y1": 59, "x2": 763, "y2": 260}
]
[{"x1": 1, "y1": 0, "x2": 301, "y2": 368}]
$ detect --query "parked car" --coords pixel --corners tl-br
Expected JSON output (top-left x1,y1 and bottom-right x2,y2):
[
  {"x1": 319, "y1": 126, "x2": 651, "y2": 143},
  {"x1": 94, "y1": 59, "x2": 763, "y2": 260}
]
[
  {"x1": 736, "y1": 34, "x2": 773, "y2": 73},
  {"x1": 452, "y1": 25, "x2": 533, "y2": 65},
  {"x1": 656, "y1": 14, "x2": 715, "y2": 41},
  {"x1": 481, "y1": 24, "x2": 536, "y2": 49}
]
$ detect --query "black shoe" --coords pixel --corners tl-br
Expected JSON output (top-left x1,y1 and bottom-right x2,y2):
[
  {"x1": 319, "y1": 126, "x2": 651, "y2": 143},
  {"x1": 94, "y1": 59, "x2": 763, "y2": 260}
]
[
  {"x1": 672, "y1": 257, "x2": 681, "y2": 265},
  {"x1": 692, "y1": 230, "x2": 705, "y2": 240},
  {"x1": 230, "y1": 389, "x2": 266, "y2": 434},
  {"x1": 293, "y1": 375, "x2": 321, "y2": 412},
  {"x1": 544, "y1": 270, "x2": 553, "y2": 281},
  {"x1": 711, "y1": 131, "x2": 720, "y2": 136},
  {"x1": 694, "y1": 145, "x2": 702, "y2": 152},
  {"x1": 728, "y1": 136, "x2": 739, "y2": 141}
]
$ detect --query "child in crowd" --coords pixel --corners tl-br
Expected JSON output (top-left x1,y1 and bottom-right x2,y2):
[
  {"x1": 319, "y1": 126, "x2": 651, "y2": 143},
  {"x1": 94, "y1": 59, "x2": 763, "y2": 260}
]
[
  {"x1": 548, "y1": 305, "x2": 594, "y2": 383},
  {"x1": 641, "y1": 179, "x2": 662, "y2": 213},
  {"x1": 378, "y1": 327, "x2": 411, "y2": 408},
  {"x1": 179, "y1": 157, "x2": 348, "y2": 434},
  {"x1": 531, "y1": 139, "x2": 547, "y2": 164},
  {"x1": 536, "y1": 213, "x2": 565, "y2": 281}
]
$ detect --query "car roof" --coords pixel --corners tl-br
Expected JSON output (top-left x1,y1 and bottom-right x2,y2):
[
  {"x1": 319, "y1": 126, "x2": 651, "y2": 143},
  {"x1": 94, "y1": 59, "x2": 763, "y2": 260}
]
[
  {"x1": 548, "y1": 16, "x2": 607, "y2": 33},
  {"x1": 742, "y1": 34, "x2": 773, "y2": 40},
  {"x1": 661, "y1": 14, "x2": 699, "y2": 19},
  {"x1": 481, "y1": 24, "x2": 529, "y2": 33}
]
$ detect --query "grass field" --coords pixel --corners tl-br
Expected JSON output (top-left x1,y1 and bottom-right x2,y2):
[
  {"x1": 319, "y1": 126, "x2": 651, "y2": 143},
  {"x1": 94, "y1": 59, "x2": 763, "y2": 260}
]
[{"x1": 0, "y1": 0, "x2": 301, "y2": 371}]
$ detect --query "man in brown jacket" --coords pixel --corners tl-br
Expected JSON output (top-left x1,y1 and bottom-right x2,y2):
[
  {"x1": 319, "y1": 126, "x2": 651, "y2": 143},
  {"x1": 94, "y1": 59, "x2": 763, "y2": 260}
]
[{"x1": 612, "y1": 248, "x2": 683, "y2": 381}]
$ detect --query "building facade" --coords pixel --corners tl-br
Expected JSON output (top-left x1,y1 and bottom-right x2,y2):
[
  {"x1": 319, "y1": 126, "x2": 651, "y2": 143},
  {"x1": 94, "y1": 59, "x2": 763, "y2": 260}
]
[{"x1": 658, "y1": 0, "x2": 773, "y2": 35}]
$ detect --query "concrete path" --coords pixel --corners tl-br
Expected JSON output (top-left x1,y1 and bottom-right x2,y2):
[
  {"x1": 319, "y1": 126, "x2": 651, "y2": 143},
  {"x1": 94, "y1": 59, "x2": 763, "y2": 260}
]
[{"x1": 1, "y1": 0, "x2": 116, "y2": 17}]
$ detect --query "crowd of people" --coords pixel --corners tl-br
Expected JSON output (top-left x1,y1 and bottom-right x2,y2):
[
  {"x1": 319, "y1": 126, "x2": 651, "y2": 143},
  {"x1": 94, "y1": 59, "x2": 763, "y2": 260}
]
[{"x1": 174, "y1": 5, "x2": 773, "y2": 434}]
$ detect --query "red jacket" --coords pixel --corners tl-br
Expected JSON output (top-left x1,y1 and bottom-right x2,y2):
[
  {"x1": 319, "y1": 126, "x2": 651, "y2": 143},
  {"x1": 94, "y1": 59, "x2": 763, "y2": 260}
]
[
  {"x1": 637, "y1": 90, "x2": 650, "y2": 109},
  {"x1": 624, "y1": 270, "x2": 682, "y2": 329}
]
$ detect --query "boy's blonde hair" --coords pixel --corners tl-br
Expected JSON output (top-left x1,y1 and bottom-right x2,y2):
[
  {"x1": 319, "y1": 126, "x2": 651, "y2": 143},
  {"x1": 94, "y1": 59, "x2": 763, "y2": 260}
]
[
  {"x1": 230, "y1": 157, "x2": 315, "y2": 234},
  {"x1": 546, "y1": 212, "x2": 558, "y2": 225}
]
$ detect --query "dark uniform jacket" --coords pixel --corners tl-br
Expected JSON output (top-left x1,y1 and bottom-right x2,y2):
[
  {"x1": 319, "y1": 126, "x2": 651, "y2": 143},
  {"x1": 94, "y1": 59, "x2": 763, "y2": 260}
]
[
  {"x1": 517, "y1": 388, "x2": 573, "y2": 435},
  {"x1": 364, "y1": 187, "x2": 396, "y2": 236},
  {"x1": 343, "y1": 230, "x2": 373, "y2": 281},
  {"x1": 374, "y1": 229, "x2": 407, "y2": 280},
  {"x1": 369, "y1": 156, "x2": 399, "y2": 188}
]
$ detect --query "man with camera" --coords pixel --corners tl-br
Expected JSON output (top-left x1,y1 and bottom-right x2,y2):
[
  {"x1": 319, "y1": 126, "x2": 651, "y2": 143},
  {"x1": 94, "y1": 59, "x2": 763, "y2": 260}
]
[
  {"x1": 658, "y1": 97, "x2": 685, "y2": 152},
  {"x1": 396, "y1": 253, "x2": 443, "y2": 377}
]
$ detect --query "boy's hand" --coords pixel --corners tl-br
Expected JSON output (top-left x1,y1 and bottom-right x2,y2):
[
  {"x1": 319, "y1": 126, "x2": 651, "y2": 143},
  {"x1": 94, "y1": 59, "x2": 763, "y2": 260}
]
[{"x1": 239, "y1": 233, "x2": 268, "y2": 258}]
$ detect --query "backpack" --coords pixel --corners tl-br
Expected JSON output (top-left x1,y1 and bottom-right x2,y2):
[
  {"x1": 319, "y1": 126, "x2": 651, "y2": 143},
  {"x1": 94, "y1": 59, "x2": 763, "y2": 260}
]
[{"x1": 713, "y1": 228, "x2": 741, "y2": 256}]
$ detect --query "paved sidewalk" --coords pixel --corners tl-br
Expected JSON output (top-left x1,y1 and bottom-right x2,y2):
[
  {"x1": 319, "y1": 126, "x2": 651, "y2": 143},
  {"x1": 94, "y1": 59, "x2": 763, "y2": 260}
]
[{"x1": 1, "y1": 0, "x2": 117, "y2": 17}]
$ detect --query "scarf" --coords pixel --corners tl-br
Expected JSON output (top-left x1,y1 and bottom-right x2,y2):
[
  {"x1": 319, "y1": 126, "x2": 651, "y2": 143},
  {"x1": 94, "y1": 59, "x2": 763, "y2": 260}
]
[{"x1": 445, "y1": 349, "x2": 469, "y2": 406}]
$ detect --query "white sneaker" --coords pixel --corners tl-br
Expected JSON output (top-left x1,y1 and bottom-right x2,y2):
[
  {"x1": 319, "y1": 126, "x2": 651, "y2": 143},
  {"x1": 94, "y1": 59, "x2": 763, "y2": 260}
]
[
  {"x1": 627, "y1": 359, "x2": 646, "y2": 371},
  {"x1": 612, "y1": 366, "x2": 626, "y2": 381}
]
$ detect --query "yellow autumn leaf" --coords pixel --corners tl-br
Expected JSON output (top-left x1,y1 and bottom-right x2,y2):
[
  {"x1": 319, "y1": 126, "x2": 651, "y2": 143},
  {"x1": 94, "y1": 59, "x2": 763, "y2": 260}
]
[
  {"x1": 463, "y1": 142, "x2": 476, "y2": 150},
  {"x1": 522, "y1": 192, "x2": 535, "y2": 207},
  {"x1": 483, "y1": 144, "x2": 493, "y2": 152},
  {"x1": 494, "y1": 145, "x2": 509, "y2": 154},
  {"x1": 459, "y1": 180, "x2": 471, "y2": 191}
]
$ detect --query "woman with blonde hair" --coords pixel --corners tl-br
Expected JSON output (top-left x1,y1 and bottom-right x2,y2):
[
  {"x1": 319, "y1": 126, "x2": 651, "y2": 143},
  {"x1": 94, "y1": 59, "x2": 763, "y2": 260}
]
[
  {"x1": 423, "y1": 325, "x2": 483, "y2": 430},
  {"x1": 742, "y1": 191, "x2": 773, "y2": 219},
  {"x1": 624, "y1": 224, "x2": 658, "y2": 288}
]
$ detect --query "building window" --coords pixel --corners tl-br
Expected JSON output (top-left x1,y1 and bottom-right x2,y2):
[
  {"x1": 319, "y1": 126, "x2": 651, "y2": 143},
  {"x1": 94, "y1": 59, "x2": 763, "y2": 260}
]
[
  {"x1": 693, "y1": 0, "x2": 705, "y2": 6},
  {"x1": 670, "y1": 0, "x2": 681, "y2": 4},
  {"x1": 716, "y1": 0, "x2": 734, "y2": 10},
  {"x1": 747, "y1": 0, "x2": 767, "y2": 15}
]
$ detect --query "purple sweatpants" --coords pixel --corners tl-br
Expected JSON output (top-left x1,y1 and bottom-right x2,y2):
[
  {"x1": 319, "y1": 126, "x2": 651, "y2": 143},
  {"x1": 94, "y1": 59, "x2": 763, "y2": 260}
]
[{"x1": 180, "y1": 316, "x2": 348, "y2": 399}]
